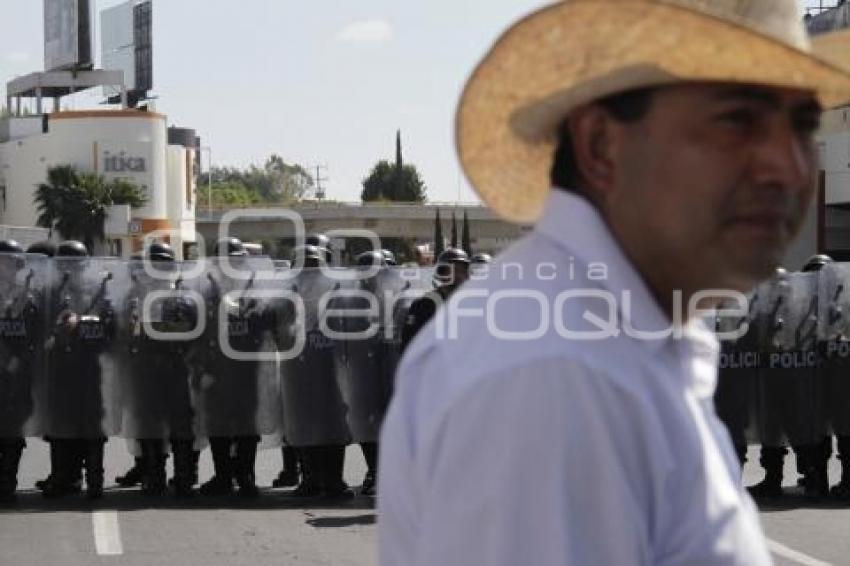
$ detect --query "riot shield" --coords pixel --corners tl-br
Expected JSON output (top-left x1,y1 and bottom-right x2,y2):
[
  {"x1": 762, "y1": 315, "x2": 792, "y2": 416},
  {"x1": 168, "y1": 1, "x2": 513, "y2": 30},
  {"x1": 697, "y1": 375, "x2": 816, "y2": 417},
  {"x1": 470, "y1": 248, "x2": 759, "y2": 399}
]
[
  {"x1": 331, "y1": 266, "x2": 433, "y2": 443},
  {"x1": 714, "y1": 289, "x2": 761, "y2": 458},
  {"x1": 44, "y1": 257, "x2": 129, "y2": 439},
  {"x1": 818, "y1": 263, "x2": 850, "y2": 435},
  {"x1": 119, "y1": 259, "x2": 203, "y2": 441},
  {"x1": 756, "y1": 271, "x2": 824, "y2": 448},
  {"x1": 278, "y1": 268, "x2": 351, "y2": 447},
  {"x1": 0, "y1": 253, "x2": 48, "y2": 438},
  {"x1": 192, "y1": 256, "x2": 280, "y2": 438}
]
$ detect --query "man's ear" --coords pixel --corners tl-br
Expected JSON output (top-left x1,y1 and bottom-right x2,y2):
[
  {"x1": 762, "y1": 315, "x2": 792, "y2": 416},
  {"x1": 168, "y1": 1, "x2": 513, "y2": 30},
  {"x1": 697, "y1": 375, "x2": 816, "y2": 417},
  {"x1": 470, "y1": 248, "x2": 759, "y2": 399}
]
[{"x1": 567, "y1": 105, "x2": 620, "y2": 200}]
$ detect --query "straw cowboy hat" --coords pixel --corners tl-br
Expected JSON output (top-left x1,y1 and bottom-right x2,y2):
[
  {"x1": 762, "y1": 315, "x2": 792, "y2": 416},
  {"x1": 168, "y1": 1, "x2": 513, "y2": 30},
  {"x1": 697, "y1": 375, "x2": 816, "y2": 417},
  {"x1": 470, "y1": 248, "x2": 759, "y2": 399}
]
[{"x1": 456, "y1": 0, "x2": 850, "y2": 224}]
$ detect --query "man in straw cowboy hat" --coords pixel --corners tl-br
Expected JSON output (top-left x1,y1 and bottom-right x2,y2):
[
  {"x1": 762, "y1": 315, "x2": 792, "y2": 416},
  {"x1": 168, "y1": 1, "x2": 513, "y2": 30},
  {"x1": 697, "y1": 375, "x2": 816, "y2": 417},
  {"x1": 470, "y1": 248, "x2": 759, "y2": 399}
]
[{"x1": 378, "y1": 1, "x2": 850, "y2": 564}]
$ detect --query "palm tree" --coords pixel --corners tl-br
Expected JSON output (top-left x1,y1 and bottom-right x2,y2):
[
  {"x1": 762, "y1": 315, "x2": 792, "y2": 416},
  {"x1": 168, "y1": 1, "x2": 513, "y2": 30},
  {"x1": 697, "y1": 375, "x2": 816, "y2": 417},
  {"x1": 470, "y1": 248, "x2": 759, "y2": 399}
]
[{"x1": 35, "y1": 165, "x2": 146, "y2": 251}]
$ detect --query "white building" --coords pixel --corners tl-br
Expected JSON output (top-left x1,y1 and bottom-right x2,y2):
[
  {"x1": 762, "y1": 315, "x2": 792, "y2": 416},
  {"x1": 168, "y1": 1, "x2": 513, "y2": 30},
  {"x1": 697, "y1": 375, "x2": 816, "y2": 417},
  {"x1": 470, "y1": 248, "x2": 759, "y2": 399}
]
[{"x1": 0, "y1": 71, "x2": 198, "y2": 258}]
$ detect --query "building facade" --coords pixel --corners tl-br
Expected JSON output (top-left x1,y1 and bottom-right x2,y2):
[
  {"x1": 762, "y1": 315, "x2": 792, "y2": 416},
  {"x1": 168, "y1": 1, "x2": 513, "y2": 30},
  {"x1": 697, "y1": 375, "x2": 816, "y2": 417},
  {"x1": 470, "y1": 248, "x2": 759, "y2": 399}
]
[{"x1": 0, "y1": 108, "x2": 198, "y2": 257}]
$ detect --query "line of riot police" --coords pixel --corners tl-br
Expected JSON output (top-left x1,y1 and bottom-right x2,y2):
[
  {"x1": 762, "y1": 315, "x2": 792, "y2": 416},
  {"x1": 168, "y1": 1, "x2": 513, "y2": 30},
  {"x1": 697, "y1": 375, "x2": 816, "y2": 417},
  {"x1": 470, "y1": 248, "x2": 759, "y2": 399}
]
[
  {"x1": 0, "y1": 234, "x2": 480, "y2": 502},
  {"x1": 715, "y1": 254, "x2": 850, "y2": 501}
]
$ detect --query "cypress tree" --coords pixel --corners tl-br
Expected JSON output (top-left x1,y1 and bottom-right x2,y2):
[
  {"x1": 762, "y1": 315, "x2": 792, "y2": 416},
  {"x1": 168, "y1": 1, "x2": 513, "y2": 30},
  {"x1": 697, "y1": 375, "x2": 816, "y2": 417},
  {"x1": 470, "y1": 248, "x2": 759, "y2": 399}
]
[
  {"x1": 434, "y1": 209, "x2": 445, "y2": 260},
  {"x1": 462, "y1": 209, "x2": 472, "y2": 256},
  {"x1": 450, "y1": 211, "x2": 458, "y2": 248},
  {"x1": 394, "y1": 130, "x2": 403, "y2": 201}
]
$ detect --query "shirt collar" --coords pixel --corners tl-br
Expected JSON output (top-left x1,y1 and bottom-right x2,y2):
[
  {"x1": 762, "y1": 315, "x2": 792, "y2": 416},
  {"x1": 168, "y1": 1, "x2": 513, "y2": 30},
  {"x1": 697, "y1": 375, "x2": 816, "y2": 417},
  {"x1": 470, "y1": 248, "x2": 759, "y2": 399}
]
[{"x1": 535, "y1": 188, "x2": 714, "y2": 353}]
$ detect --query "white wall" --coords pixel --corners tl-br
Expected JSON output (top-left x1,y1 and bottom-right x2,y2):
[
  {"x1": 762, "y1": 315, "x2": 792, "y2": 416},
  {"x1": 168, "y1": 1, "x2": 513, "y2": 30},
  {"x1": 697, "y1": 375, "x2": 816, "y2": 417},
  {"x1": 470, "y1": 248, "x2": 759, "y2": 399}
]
[
  {"x1": 165, "y1": 144, "x2": 198, "y2": 253},
  {"x1": 0, "y1": 111, "x2": 169, "y2": 226}
]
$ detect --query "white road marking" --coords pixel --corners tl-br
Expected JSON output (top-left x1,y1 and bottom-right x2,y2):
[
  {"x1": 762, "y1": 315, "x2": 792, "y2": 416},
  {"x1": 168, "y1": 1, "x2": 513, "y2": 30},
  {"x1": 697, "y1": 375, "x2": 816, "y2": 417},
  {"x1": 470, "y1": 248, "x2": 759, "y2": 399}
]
[
  {"x1": 767, "y1": 538, "x2": 832, "y2": 566},
  {"x1": 92, "y1": 511, "x2": 124, "y2": 556}
]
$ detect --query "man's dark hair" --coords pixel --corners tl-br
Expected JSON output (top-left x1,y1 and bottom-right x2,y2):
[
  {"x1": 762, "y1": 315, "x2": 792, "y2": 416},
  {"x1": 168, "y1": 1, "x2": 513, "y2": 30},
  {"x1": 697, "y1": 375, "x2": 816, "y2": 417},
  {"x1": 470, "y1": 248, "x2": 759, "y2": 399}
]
[{"x1": 550, "y1": 88, "x2": 655, "y2": 190}]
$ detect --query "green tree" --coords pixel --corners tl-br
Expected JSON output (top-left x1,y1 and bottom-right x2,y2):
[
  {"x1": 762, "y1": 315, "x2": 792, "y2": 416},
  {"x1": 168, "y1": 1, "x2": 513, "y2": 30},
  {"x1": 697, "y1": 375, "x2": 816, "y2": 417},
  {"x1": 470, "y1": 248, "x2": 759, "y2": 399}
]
[
  {"x1": 462, "y1": 209, "x2": 472, "y2": 256},
  {"x1": 209, "y1": 180, "x2": 262, "y2": 207},
  {"x1": 361, "y1": 160, "x2": 426, "y2": 203},
  {"x1": 199, "y1": 154, "x2": 314, "y2": 207},
  {"x1": 35, "y1": 165, "x2": 146, "y2": 250},
  {"x1": 434, "y1": 209, "x2": 444, "y2": 260},
  {"x1": 361, "y1": 130, "x2": 427, "y2": 202}
]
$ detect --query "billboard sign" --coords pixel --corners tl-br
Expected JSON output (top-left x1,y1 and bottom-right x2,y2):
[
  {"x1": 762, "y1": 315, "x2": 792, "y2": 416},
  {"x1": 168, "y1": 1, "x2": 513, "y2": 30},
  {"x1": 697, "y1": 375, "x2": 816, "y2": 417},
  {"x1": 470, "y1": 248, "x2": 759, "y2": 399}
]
[
  {"x1": 101, "y1": 0, "x2": 152, "y2": 98},
  {"x1": 44, "y1": 0, "x2": 93, "y2": 71}
]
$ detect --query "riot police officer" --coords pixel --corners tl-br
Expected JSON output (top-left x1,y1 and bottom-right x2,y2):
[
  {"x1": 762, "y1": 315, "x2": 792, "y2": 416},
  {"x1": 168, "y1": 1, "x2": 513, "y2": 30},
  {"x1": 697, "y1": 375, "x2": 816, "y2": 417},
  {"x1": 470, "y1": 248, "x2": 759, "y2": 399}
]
[
  {"x1": 26, "y1": 242, "x2": 70, "y2": 494},
  {"x1": 198, "y1": 237, "x2": 266, "y2": 497},
  {"x1": 350, "y1": 250, "x2": 390, "y2": 496},
  {"x1": 43, "y1": 241, "x2": 116, "y2": 499},
  {"x1": 278, "y1": 244, "x2": 353, "y2": 499},
  {"x1": 400, "y1": 248, "x2": 471, "y2": 353},
  {"x1": 0, "y1": 239, "x2": 40, "y2": 502},
  {"x1": 750, "y1": 259, "x2": 829, "y2": 500},
  {"x1": 123, "y1": 241, "x2": 198, "y2": 497}
]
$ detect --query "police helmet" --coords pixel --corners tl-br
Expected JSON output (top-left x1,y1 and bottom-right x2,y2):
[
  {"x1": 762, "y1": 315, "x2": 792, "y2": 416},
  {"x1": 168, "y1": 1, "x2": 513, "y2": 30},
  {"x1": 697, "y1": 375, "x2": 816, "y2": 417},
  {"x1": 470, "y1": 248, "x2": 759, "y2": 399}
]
[
  {"x1": 26, "y1": 241, "x2": 56, "y2": 257},
  {"x1": 356, "y1": 250, "x2": 386, "y2": 267},
  {"x1": 381, "y1": 250, "x2": 397, "y2": 266},
  {"x1": 147, "y1": 241, "x2": 175, "y2": 262},
  {"x1": 214, "y1": 237, "x2": 247, "y2": 257},
  {"x1": 802, "y1": 254, "x2": 833, "y2": 273},
  {"x1": 305, "y1": 234, "x2": 330, "y2": 249},
  {"x1": 471, "y1": 253, "x2": 492, "y2": 264},
  {"x1": 56, "y1": 240, "x2": 88, "y2": 258},
  {"x1": 0, "y1": 239, "x2": 24, "y2": 255},
  {"x1": 437, "y1": 248, "x2": 471, "y2": 265},
  {"x1": 291, "y1": 244, "x2": 325, "y2": 263}
]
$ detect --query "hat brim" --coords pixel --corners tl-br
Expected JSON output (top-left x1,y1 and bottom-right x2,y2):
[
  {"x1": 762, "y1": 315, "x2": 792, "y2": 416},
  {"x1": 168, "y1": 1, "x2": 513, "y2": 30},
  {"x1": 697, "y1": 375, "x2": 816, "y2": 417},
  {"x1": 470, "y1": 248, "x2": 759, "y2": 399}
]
[
  {"x1": 456, "y1": 0, "x2": 850, "y2": 224},
  {"x1": 812, "y1": 28, "x2": 850, "y2": 69}
]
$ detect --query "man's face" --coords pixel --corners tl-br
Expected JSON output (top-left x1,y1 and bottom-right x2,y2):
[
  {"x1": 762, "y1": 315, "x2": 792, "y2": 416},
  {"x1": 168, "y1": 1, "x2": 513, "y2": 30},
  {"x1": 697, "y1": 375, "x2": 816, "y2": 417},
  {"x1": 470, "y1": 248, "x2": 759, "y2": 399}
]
[{"x1": 602, "y1": 83, "x2": 821, "y2": 294}]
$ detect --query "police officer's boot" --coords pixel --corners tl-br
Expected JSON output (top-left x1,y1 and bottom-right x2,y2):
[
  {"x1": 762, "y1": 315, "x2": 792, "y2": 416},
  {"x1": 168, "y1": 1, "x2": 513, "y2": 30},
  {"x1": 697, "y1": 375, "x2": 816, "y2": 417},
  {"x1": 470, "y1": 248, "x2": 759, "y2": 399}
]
[
  {"x1": 200, "y1": 438, "x2": 234, "y2": 496},
  {"x1": 832, "y1": 435, "x2": 850, "y2": 500},
  {"x1": 801, "y1": 438, "x2": 831, "y2": 501},
  {"x1": 0, "y1": 438, "x2": 24, "y2": 502},
  {"x1": 322, "y1": 445, "x2": 353, "y2": 500},
  {"x1": 234, "y1": 436, "x2": 259, "y2": 498},
  {"x1": 748, "y1": 445, "x2": 787, "y2": 498},
  {"x1": 190, "y1": 450, "x2": 200, "y2": 486},
  {"x1": 170, "y1": 439, "x2": 195, "y2": 498},
  {"x1": 116, "y1": 456, "x2": 145, "y2": 487},
  {"x1": 84, "y1": 439, "x2": 106, "y2": 500},
  {"x1": 140, "y1": 440, "x2": 167, "y2": 496},
  {"x1": 360, "y1": 442, "x2": 378, "y2": 496},
  {"x1": 272, "y1": 446, "x2": 299, "y2": 488},
  {"x1": 291, "y1": 447, "x2": 321, "y2": 498},
  {"x1": 42, "y1": 439, "x2": 79, "y2": 499}
]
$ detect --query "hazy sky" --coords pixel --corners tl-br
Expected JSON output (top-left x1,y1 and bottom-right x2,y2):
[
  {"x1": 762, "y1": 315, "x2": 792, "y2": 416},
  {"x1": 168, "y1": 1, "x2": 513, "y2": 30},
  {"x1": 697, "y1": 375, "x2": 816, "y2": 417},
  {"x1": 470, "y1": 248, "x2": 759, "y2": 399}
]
[{"x1": 0, "y1": 0, "x2": 838, "y2": 203}]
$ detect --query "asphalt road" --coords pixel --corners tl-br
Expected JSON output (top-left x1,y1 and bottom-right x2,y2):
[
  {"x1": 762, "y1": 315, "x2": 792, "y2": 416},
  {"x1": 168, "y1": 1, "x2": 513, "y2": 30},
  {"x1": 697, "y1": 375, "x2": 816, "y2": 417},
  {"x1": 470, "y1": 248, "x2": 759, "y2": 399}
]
[
  {"x1": 1, "y1": 439, "x2": 376, "y2": 566},
  {"x1": 2, "y1": 441, "x2": 850, "y2": 565}
]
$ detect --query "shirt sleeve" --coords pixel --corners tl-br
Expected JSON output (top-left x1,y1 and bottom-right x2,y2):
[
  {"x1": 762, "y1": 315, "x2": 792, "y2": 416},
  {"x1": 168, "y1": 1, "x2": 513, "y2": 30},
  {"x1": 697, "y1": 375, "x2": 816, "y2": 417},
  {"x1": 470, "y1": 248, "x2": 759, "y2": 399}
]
[{"x1": 381, "y1": 358, "x2": 658, "y2": 566}]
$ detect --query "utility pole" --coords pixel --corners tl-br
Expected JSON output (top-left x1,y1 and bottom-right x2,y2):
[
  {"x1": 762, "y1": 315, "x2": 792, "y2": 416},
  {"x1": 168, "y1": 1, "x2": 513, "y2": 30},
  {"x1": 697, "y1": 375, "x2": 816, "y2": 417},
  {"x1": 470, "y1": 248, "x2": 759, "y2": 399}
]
[{"x1": 313, "y1": 164, "x2": 328, "y2": 200}]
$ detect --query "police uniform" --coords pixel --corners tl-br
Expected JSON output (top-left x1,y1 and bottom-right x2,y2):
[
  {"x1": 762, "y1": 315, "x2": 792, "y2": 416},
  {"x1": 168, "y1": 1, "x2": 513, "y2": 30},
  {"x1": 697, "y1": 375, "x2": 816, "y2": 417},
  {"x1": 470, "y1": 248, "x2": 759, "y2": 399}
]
[
  {"x1": 400, "y1": 248, "x2": 471, "y2": 353},
  {"x1": 0, "y1": 240, "x2": 40, "y2": 501}
]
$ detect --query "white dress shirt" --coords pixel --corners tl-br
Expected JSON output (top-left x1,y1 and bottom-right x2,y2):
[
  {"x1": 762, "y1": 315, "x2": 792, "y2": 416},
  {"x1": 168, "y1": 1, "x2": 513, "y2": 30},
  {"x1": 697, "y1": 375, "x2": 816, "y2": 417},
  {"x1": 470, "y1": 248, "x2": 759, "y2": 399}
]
[{"x1": 378, "y1": 189, "x2": 771, "y2": 565}]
